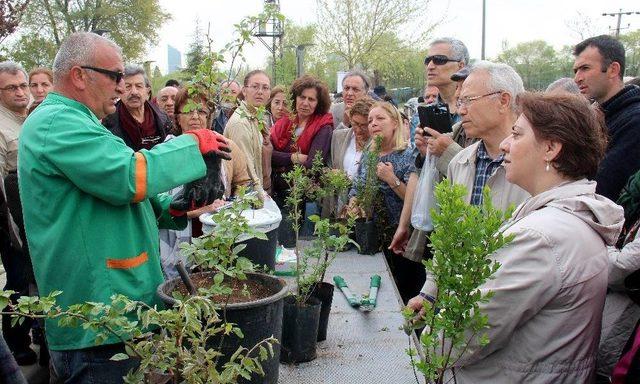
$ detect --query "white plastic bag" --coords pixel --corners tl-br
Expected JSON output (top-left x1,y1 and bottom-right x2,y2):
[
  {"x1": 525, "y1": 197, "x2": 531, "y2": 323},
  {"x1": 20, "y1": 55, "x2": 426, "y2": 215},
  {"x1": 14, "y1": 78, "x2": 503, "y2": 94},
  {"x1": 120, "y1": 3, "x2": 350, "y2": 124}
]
[{"x1": 411, "y1": 154, "x2": 439, "y2": 231}]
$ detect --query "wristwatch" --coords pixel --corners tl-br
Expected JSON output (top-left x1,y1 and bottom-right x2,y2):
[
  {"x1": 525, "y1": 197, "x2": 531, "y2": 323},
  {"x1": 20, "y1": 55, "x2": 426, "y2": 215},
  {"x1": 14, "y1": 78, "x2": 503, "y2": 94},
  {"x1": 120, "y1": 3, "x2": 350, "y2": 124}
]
[{"x1": 391, "y1": 178, "x2": 401, "y2": 189}]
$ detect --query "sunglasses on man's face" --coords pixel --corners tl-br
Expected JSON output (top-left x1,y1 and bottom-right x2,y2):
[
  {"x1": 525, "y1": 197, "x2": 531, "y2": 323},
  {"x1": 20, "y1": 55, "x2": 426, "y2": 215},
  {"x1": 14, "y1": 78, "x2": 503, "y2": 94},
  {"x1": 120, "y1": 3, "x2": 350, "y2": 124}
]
[
  {"x1": 80, "y1": 66, "x2": 125, "y2": 83},
  {"x1": 424, "y1": 55, "x2": 461, "y2": 66}
]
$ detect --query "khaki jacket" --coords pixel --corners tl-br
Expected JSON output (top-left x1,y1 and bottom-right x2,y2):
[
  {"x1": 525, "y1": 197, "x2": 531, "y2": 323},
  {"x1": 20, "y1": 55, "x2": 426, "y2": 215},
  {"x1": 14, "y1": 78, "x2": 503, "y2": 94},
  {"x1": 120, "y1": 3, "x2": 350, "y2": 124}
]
[
  {"x1": 222, "y1": 139, "x2": 252, "y2": 198},
  {"x1": 330, "y1": 127, "x2": 354, "y2": 169},
  {"x1": 447, "y1": 141, "x2": 529, "y2": 209},
  {"x1": 429, "y1": 180, "x2": 624, "y2": 383},
  {"x1": 224, "y1": 102, "x2": 269, "y2": 192},
  {"x1": 0, "y1": 104, "x2": 25, "y2": 178}
]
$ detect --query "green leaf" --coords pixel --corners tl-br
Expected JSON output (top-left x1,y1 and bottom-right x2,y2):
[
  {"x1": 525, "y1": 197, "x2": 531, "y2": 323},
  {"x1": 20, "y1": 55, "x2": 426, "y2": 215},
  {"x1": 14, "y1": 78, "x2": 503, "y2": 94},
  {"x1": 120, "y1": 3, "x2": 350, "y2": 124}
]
[{"x1": 110, "y1": 353, "x2": 129, "y2": 361}]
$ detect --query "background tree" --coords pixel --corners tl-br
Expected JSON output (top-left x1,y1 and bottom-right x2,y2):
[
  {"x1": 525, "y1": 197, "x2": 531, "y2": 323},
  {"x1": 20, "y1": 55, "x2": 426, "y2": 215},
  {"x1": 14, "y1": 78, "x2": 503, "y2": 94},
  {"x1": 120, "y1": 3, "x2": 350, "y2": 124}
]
[
  {"x1": 565, "y1": 11, "x2": 601, "y2": 41},
  {"x1": 6, "y1": 0, "x2": 169, "y2": 69},
  {"x1": 315, "y1": 0, "x2": 439, "y2": 73},
  {"x1": 495, "y1": 40, "x2": 573, "y2": 90},
  {"x1": 621, "y1": 30, "x2": 640, "y2": 78},
  {"x1": 185, "y1": 19, "x2": 207, "y2": 75},
  {"x1": 0, "y1": 0, "x2": 29, "y2": 44}
]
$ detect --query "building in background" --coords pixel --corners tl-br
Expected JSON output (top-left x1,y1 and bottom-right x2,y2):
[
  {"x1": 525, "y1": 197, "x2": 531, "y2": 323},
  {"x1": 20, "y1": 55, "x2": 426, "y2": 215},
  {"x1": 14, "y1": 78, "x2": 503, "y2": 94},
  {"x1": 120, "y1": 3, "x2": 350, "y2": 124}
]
[{"x1": 167, "y1": 45, "x2": 182, "y2": 73}]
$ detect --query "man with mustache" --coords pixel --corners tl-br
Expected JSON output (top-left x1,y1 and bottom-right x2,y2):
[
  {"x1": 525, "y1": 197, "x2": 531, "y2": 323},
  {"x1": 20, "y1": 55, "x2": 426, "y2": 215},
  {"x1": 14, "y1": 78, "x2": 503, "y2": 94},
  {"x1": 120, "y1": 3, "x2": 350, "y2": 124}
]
[{"x1": 103, "y1": 65, "x2": 173, "y2": 150}]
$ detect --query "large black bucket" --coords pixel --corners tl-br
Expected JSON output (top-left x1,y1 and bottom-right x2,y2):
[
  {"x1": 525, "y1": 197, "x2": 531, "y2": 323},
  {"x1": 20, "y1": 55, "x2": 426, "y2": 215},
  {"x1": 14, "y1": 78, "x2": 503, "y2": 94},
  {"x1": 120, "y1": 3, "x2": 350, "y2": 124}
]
[
  {"x1": 157, "y1": 272, "x2": 288, "y2": 384},
  {"x1": 237, "y1": 227, "x2": 278, "y2": 270},
  {"x1": 280, "y1": 296, "x2": 321, "y2": 363}
]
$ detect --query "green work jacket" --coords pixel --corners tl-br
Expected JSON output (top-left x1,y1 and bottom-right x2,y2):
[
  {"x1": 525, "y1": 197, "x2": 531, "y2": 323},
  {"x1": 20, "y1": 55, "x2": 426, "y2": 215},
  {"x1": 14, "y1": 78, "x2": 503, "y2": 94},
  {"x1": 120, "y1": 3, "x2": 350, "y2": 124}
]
[{"x1": 18, "y1": 92, "x2": 206, "y2": 350}]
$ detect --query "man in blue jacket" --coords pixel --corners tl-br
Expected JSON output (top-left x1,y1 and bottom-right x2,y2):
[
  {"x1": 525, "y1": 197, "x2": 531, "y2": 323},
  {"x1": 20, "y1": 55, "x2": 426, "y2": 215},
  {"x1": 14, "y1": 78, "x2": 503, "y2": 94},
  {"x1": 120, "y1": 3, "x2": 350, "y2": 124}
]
[{"x1": 574, "y1": 35, "x2": 640, "y2": 201}]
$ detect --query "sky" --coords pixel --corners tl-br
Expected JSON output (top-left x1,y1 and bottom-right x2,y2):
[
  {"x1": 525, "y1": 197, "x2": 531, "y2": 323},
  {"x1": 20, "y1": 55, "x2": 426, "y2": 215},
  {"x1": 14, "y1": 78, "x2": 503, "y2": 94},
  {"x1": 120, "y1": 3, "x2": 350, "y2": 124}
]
[{"x1": 147, "y1": 0, "x2": 640, "y2": 74}]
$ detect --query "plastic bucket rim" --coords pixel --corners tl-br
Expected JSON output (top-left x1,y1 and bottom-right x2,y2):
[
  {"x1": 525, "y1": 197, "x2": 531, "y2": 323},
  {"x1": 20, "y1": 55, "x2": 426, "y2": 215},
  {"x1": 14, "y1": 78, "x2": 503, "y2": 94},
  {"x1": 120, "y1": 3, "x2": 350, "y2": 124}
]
[{"x1": 157, "y1": 271, "x2": 289, "y2": 309}]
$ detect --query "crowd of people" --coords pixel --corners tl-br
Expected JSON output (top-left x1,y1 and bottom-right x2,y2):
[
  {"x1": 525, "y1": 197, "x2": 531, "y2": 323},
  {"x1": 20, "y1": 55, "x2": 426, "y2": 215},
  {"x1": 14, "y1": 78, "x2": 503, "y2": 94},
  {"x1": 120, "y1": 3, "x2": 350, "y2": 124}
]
[{"x1": 1, "y1": 29, "x2": 640, "y2": 383}]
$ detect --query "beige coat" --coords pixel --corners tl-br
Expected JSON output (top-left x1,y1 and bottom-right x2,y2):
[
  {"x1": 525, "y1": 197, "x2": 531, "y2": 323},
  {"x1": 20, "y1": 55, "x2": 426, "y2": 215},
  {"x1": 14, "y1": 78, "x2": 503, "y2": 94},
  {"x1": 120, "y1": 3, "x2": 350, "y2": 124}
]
[
  {"x1": 0, "y1": 104, "x2": 24, "y2": 178},
  {"x1": 222, "y1": 139, "x2": 252, "y2": 198},
  {"x1": 447, "y1": 141, "x2": 530, "y2": 209},
  {"x1": 330, "y1": 127, "x2": 354, "y2": 170},
  {"x1": 429, "y1": 180, "x2": 624, "y2": 383},
  {"x1": 223, "y1": 101, "x2": 270, "y2": 192}
]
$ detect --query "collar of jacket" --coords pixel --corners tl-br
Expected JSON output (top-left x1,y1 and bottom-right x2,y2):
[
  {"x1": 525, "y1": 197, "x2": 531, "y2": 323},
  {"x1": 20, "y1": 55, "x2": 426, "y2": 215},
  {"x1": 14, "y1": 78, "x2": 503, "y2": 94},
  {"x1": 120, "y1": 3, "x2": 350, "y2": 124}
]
[
  {"x1": 600, "y1": 84, "x2": 640, "y2": 117},
  {"x1": 45, "y1": 92, "x2": 102, "y2": 124}
]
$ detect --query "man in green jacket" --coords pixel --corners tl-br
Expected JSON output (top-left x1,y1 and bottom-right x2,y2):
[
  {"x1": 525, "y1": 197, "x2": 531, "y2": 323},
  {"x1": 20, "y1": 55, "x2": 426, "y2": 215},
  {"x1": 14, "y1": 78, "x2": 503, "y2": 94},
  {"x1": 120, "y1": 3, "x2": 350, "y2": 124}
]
[{"x1": 18, "y1": 32, "x2": 229, "y2": 382}]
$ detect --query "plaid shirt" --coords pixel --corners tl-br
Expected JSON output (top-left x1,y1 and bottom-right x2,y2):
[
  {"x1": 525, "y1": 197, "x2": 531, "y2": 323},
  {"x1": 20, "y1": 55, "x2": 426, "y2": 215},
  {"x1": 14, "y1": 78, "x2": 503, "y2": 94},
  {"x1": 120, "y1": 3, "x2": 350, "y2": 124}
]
[{"x1": 470, "y1": 141, "x2": 504, "y2": 205}]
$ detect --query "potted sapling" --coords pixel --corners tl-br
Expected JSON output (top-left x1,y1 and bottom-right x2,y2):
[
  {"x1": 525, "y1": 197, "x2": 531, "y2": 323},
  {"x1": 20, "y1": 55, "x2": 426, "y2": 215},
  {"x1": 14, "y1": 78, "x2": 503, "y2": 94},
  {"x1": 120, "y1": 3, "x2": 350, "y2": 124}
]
[
  {"x1": 0, "y1": 289, "x2": 277, "y2": 384},
  {"x1": 403, "y1": 182, "x2": 513, "y2": 384},
  {"x1": 157, "y1": 189, "x2": 288, "y2": 384},
  {"x1": 279, "y1": 161, "x2": 354, "y2": 361},
  {"x1": 352, "y1": 135, "x2": 383, "y2": 255}
]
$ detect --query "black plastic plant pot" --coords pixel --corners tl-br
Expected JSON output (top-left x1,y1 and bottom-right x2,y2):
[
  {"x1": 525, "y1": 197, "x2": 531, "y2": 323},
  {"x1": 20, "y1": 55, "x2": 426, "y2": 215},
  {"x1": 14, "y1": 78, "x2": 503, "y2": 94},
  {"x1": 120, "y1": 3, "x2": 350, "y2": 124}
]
[
  {"x1": 355, "y1": 218, "x2": 379, "y2": 255},
  {"x1": 277, "y1": 211, "x2": 297, "y2": 248},
  {"x1": 157, "y1": 272, "x2": 288, "y2": 384},
  {"x1": 280, "y1": 295, "x2": 321, "y2": 364},
  {"x1": 311, "y1": 282, "x2": 334, "y2": 342},
  {"x1": 237, "y1": 227, "x2": 278, "y2": 271}
]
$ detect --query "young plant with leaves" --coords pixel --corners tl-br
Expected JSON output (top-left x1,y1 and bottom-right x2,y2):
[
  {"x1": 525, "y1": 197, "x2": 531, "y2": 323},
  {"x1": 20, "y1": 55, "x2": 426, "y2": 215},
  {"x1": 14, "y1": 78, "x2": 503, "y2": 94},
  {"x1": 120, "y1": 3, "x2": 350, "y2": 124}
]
[
  {"x1": 0, "y1": 290, "x2": 275, "y2": 383},
  {"x1": 282, "y1": 154, "x2": 355, "y2": 305},
  {"x1": 403, "y1": 182, "x2": 514, "y2": 384},
  {"x1": 354, "y1": 135, "x2": 383, "y2": 220}
]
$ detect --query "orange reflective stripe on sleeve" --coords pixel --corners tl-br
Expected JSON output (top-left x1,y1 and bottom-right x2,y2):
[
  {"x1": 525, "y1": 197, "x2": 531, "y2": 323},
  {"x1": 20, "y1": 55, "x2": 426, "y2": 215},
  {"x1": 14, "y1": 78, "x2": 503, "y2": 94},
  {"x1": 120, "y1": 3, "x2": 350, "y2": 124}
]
[
  {"x1": 106, "y1": 252, "x2": 148, "y2": 269},
  {"x1": 132, "y1": 152, "x2": 147, "y2": 203}
]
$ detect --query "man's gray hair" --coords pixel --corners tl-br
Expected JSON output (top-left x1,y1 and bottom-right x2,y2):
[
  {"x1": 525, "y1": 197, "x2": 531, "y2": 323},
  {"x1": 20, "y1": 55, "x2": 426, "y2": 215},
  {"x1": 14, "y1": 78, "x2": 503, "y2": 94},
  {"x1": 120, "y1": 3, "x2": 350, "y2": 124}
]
[
  {"x1": 342, "y1": 69, "x2": 371, "y2": 91},
  {"x1": 0, "y1": 61, "x2": 27, "y2": 81},
  {"x1": 430, "y1": 37, "x2": 470, "y2": 65},
  {"x1": 53, "y1": 32, "x2": 121, "y2": 83},
  {"x1": 470, "y1": 61, "x2": 524, "y2": 112},
  {"x1": 545, "y1": 77, "x2": 581, "y2": 95},
  {"x1": 124, "y1": 64, "x2": 150, "y2": 87}
]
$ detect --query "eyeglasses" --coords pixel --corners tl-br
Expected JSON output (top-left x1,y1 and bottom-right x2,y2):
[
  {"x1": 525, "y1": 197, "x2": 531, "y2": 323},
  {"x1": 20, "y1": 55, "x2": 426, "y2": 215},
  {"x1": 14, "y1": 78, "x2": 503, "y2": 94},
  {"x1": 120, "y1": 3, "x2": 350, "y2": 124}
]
[
  {"x1": 424, "y1": 55, "x2": 461, "y2": 66},
  {"x1": 247, "y1": 84, "x2": 271, "y2": 92},
  {"x1": 0, "y1": 83, "x2": 28, "y2": 93},
  {"x1": 179, "y1": 108, "x2": 210, "y2": 118},
  {"x1": 80, "y1": 66, "x2": 124, "y2": 83},
  {"x1": 456, "y1": 91, "x2": 503, "y2": 109}
]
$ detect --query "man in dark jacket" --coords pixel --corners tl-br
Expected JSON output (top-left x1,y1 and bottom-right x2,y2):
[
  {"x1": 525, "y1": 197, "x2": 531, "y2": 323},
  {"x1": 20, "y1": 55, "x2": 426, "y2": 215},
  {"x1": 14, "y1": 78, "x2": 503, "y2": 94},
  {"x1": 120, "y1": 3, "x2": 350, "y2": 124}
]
[
  {"x1": 102, "y1": 65, "x2": 173, "y2": 150},
  {"x1": 574, "y1": 35, "x2": 640, "y2": 201}
]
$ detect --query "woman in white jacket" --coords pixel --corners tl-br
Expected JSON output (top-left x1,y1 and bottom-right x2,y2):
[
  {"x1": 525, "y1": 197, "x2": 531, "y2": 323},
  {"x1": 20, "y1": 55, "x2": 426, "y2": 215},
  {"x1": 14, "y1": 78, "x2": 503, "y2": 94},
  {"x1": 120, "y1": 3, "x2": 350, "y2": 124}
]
[{"x1": 431, "y1": 92, "x2": 625, "y2": 383}]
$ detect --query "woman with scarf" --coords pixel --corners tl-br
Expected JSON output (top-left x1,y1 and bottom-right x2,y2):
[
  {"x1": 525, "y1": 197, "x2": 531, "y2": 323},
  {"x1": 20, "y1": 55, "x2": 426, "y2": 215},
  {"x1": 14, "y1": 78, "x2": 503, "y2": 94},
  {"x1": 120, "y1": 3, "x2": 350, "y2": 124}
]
[{"x1": 270, "y1": 74, "x2": 333, "y2": 197}]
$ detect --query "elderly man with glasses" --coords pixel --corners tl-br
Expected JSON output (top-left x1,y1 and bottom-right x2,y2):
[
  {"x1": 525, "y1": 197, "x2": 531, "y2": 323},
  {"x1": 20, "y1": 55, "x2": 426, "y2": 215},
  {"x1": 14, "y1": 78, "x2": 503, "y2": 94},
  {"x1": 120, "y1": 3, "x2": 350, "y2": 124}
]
[
  {"x1": 0, "y1": 61, "x2": 38, "y2": 366},
  {"x1": 0, "y1": 61, "x2": 30, "y2": 178}
]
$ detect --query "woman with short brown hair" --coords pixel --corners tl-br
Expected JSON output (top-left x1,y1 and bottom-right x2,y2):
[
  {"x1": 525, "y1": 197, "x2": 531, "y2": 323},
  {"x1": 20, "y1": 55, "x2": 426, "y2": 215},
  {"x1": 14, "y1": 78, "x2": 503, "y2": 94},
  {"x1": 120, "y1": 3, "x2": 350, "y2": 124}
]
[{"x1": 412, "y1": 92, "x2": 624, "y2": 383}]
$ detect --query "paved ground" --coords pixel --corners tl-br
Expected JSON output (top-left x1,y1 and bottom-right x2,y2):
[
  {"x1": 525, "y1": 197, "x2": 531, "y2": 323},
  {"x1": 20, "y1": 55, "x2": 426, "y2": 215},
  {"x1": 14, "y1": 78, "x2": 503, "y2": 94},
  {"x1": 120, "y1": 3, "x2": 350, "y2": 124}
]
[{"x1": 278, "y1": 248, "x2": 422, "y2": 383}]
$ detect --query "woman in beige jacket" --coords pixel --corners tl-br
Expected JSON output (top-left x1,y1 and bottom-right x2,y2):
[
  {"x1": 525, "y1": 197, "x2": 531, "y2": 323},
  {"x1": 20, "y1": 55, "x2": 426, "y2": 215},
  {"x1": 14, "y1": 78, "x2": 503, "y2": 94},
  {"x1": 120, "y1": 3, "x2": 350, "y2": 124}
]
[
  {"x1": 416, "y1": 93, "x2": 624, "y2": 383},
  {"x1": 224, "y1": 70, "x2": 272, "y2": 194}
]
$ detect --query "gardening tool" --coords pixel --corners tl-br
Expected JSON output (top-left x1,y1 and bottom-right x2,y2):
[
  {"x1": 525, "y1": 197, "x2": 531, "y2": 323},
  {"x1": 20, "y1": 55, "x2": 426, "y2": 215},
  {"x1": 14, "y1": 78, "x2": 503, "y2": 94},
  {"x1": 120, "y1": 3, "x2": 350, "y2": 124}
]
[
  {"x1": 333, "y1": 275, "x2": 360, "y2": 308},
  {"x1": 361, "y1": 274, "x2": 381, "y2": 312},
  {"x1": 176, "y1": 261, "x2": 197, "y2": 295}
]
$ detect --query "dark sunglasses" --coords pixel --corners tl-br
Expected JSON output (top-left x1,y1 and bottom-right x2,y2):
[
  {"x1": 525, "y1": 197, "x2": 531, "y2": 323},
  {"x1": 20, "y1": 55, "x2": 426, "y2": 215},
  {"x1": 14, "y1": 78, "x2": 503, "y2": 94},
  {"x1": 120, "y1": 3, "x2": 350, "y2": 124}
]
[
  {"x1": 424, "y1": 55, "x2": 461, "y2": 66},
  {"x1": 80, "y1": 66, "x2": 124, "y2": 83}
]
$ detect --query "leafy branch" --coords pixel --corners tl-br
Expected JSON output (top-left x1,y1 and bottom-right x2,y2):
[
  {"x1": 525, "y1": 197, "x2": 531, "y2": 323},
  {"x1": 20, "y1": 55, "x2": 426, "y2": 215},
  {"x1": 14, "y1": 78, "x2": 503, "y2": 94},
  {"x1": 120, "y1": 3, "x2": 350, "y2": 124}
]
[{"x1": 403, "y1": 182, "x2": 514, "y2": 383}]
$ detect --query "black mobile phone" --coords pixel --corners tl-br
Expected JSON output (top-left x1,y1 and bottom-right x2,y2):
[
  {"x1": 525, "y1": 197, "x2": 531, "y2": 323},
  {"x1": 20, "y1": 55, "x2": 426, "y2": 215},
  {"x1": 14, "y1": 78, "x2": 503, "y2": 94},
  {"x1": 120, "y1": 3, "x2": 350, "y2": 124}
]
[{"x1": 417, "y1": 102, "x2": 453, "y2": 134}]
